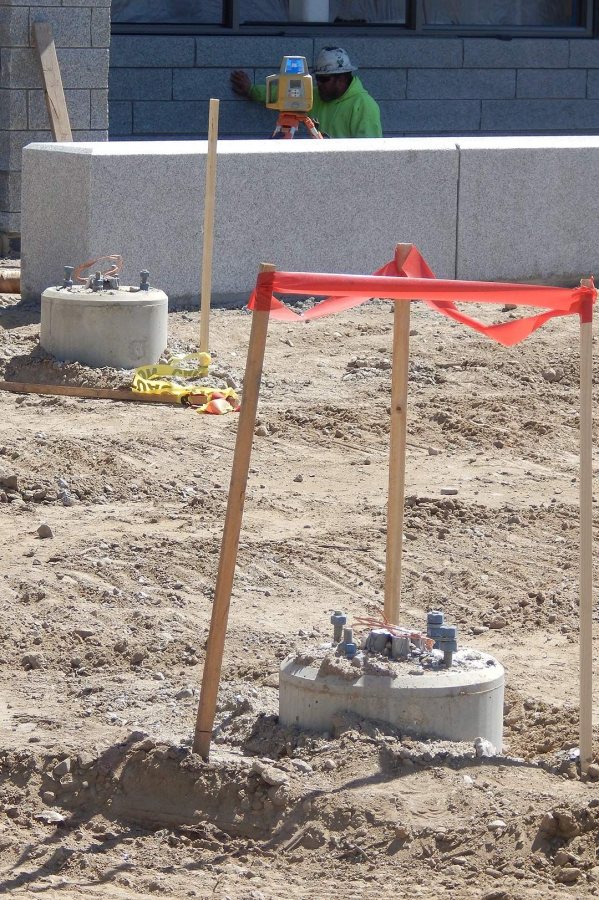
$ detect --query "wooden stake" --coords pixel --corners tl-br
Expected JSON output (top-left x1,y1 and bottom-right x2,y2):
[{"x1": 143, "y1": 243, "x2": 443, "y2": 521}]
[
  {"x1": 384, "y1": 244, "x2": 413, "y2": 624},
  {"x1": 32, "y1": 22, "x2": 72, "y2": 142},
  {"x1": 579, "y1": 280, "x2": 595, "y2": 776},
  {"x1": 0, "y1": 380, "x2": 181, "y2": 405},
  {"x1": 199, "y1": 99, "x2": 220, "y2": 354},
  {"x1": 193, "y1": 263, "x2": 274, "y2": 760}
]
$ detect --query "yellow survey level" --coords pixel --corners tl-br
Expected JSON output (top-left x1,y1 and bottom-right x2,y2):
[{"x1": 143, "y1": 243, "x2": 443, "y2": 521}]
[{"x1": 266, "y1": 56, "x2": 313, "y2": 112}]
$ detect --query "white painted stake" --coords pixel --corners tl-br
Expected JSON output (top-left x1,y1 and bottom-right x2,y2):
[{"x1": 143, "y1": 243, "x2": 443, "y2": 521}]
[
  {"x1": 200, "y1": 98, "x2": 220, "y2": 354},
  {"x1": 579, "y1": 281, "x2": 595, "y2": 776}
]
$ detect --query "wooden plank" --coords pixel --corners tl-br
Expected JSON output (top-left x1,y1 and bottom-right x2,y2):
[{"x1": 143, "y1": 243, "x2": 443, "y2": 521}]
[
  {"x1": 0, "y1": 381, "x2": 181, "y2": 405},
  {"x1": 32, "y1": 22, "x2": 72, "y2": 142}
]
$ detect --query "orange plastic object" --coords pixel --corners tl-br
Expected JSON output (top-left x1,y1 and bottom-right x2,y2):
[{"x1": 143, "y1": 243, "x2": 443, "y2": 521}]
[
  {"x1": 273, "y1": 112, "x2": 323, "y2": 139},
  {"x1": 204, "y1": 397, "x2": 232, "y2": 415}
]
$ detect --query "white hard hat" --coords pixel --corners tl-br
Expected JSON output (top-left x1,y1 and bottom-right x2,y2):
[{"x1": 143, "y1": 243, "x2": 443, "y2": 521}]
[{"x1": 313, "y1": 46, "x2": 357, "y2": 76}]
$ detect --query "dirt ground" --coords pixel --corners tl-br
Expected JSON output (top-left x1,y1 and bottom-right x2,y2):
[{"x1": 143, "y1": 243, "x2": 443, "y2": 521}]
[{"x1": 0, "y1": 264, "x2": 599, "y2": 899}]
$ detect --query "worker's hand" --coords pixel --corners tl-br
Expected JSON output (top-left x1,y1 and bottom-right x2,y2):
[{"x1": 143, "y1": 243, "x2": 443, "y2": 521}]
[{"x1": 230, "y1": 69, "x2": 252, "y2": 98}]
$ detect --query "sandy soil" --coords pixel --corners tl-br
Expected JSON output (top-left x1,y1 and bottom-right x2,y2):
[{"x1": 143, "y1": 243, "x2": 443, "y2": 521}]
[{"x1": 0, "y1": 271, "x2": 598, "y2": 899}]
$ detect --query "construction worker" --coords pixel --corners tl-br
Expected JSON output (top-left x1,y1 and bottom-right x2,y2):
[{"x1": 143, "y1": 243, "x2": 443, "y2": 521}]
[{"x1": 230, "y1": 46, "x2": 382, "y2": 138}]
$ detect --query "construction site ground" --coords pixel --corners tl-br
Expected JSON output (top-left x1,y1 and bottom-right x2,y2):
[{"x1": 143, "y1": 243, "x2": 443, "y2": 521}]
[{"x1": 1, "y1": 272, "x2": 599, "y2": 899}]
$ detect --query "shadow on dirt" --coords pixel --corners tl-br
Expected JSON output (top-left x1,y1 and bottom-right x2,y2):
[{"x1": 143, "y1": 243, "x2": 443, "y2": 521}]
[
  {"x1": 1, "y1": 716, "x2": 597, "y2": 894},
  {"x1": 0, "y1": 299, "x2": 40, "y2": 330}
]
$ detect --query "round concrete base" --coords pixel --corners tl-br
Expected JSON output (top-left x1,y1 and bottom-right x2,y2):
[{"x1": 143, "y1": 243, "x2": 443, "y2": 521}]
[
  {"x1": 279, "y1": 648, "x2": 504, "y2": 750},
  {"x1": 41, "y1": 286, "x2": 168, "y2": 369}
]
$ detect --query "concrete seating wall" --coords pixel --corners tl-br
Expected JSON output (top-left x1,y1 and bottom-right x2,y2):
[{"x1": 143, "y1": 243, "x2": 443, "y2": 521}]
[
  {"x1": 456, "y1": 136, "x2": 599, "y2": 285},
  {"x1": 20, "y1": 136, "x2": 599, "y2": 308}
]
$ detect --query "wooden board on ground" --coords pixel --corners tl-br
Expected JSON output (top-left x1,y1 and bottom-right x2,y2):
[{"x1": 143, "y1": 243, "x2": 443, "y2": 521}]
[
  {"x1": 0, "y1": 381, "x2": 180, "y2": 405},
  {"x1": 32, "y1": 22, "x2": 72, "y2": 142}
]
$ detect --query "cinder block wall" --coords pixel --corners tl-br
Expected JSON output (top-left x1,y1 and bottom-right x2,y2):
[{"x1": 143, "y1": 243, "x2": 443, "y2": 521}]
[
  {"x1": 109, "y1": 35, "x2": 599, "y2": 140},
  {"x1": 0, "y1": 0, "x2": 110, "y2": 252}
]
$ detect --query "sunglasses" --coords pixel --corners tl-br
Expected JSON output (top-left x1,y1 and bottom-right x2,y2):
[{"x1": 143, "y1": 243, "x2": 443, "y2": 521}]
[{"x1": 315, "y1": 74, "x2": 336, "y2": 83}]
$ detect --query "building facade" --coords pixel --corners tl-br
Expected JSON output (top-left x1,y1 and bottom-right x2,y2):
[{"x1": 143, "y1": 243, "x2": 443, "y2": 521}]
[
  {"x1": 0, "y1": 1, "x2": 110, "y2": 252},
  {"x1": 110, "y1": 1, "x2": 599, "y2": 139},
  {"x1": 3, "y1": 1, "x2": 599, "y2": 248}
]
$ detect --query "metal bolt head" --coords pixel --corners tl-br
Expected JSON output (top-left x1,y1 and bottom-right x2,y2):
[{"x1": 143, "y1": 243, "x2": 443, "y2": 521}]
[
  {"x1": 439, "y1": 639, "x2": 458, "y2": 652},
  {"x1": 345, "y1": 642, "x2": 357, "y2": 659},
  {"x1": 330, "y1": 611, "x2": 347, "y2": 643},
  {"x1": 438, "y1": 624, "x2": 458, "y2": 654},
  {"x1": 139, "y1": 270, "x2": 150, "y2": 291},
  {"x1": 62, "y1": 265, "x2": 74, "y2": 289},
  {"x1": 439, "y1": 625, "x2": 457, "y2": 640}
]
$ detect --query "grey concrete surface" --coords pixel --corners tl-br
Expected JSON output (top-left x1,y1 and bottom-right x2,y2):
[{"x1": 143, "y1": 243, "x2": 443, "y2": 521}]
[
  {"x1": 21, "y1": 138, "x2": 459, "y2": 307},
  {"x1": 516, "y1": 70, "x2": 587, "y2": 99},
  {"x1": 407, "y1": 69, "x2": 516, "y2": 100},
  {"x1": 21, "y1": 137, "x2": 599, "y2": 310},
  {"x1": 462, "y1": 38, "x2": 570, "y2": 68},
  {"x1": 480, "y1": 99, "x2": 599, "y2": 132},
  {"x1": 456, "y1": 136, "x2": 599, "y2": 285}
]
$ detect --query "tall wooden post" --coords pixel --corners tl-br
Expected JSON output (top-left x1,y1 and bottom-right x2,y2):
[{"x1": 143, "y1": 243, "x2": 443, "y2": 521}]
[
  {"x1": 579, "y1": 281, "x2": 595, "y2": 776},
  {"x1": 193, "y1": 264, "x2": 274, "y2": 760},
  {"x1": 199, "y1": 98, "x2": 220, "y2": 354},
  {"x1": 384, "y1": 244, "x2": 412, "y2": 624}
]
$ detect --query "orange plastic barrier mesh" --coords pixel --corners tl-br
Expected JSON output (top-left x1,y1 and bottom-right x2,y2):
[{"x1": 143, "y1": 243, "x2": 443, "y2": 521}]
[{"x1": 248, "y1": 245, "x2": 595, "y2": 346}]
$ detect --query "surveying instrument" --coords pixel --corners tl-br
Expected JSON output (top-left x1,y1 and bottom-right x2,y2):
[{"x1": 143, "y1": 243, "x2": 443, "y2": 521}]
[{"x1": 266, "y1": 56, "x2": 323, "y2": 139}]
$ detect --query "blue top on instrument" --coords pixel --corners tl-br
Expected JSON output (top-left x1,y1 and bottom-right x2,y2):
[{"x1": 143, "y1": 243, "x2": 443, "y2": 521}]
[{"x1": 283, "y1": 56, "x2": 307, "y2": 75}]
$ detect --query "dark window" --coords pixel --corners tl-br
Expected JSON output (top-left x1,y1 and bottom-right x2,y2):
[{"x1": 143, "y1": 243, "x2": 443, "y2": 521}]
[
  {"x1": 112, "y1": 1, "x2": 407, "y2": 25},
  {"x1": 111, "y1": 1, "x2": 223, "y2": 24},
  {"x1": 238, "y1": 1, "x2": 406, "y2": 24},
  {"x1": 422, "y1": 0, "x2": 580, "y2": 27},
  {"x1": 110, "y1": 0, "x2": 592, "y2": 32}
]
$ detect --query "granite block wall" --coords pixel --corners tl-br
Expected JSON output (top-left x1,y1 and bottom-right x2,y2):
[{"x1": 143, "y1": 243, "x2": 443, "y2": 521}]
[
  {"x1": 21, "y1": 137, "x2": 599, "y2": 310},
  {"x1": 20, "y1": 138, "x2": 460, "y2": 307},
  {"x1": 456, "y1": 136, "x2": 599, "y2": 285},
  {"x1": 8, "y1": 17, "x2": 599, "y2": 249},
  {"x1": 109, "y1": 34, "x2": 599, "y2": 141},
  {"x1": 0, "y1": 0, "x2": 110, "y2": 251}
]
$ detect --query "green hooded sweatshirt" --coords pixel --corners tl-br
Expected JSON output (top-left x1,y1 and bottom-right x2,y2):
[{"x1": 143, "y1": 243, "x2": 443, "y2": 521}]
[{"x1": 249, "y1": 74, "x2": 382, "y2": 138}]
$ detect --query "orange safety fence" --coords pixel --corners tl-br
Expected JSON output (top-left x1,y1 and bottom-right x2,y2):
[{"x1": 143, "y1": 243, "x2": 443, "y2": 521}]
[{"x1": 248, "y1": 245, "x2": 595, "y2": 346}]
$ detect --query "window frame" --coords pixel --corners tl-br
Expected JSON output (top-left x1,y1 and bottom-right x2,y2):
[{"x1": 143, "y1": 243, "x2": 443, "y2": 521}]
[
  {"x1": 110, "y1": 0, "x2": 595, "y2": 37},
  {"x1": 413, "y1": 0, "x2": 594, "y2": 36}
]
